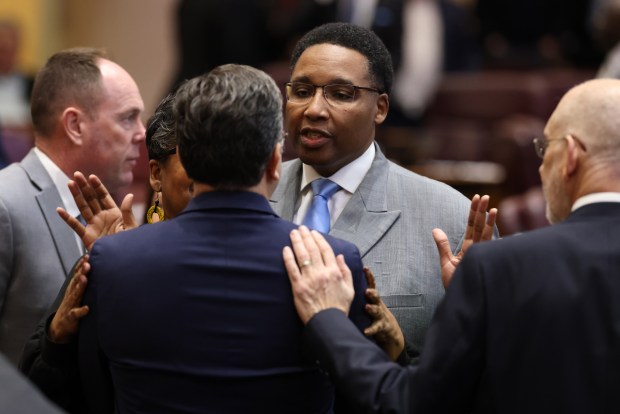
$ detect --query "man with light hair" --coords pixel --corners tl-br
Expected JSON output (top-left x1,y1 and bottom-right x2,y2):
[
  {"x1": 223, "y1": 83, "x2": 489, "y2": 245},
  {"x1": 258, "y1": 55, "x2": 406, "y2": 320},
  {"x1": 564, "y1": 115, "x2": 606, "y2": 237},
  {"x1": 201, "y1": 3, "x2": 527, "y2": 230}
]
[{"x1": 0, "y1": 47, "x2": 145, "y2": 364}]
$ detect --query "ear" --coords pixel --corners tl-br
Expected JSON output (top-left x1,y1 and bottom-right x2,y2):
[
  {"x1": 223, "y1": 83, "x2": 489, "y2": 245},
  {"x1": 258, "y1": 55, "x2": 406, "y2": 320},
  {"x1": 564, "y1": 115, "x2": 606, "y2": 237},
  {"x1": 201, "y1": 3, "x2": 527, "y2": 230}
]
[
  {"x1": 266, "y1": 142, "x2": 283, "y2": 183},
  {"x1": 149, "y1": 159, "x2": 163, "y2": 192},
  {"x1": 62, "y1": 107, "x2": 85, "y2": 146},
  {"x1": 374, "y1": 93, "x2": 389, "y2": 125},
  {"x1": 563, "y1": 135, "x2": 580, "y2": 178}
]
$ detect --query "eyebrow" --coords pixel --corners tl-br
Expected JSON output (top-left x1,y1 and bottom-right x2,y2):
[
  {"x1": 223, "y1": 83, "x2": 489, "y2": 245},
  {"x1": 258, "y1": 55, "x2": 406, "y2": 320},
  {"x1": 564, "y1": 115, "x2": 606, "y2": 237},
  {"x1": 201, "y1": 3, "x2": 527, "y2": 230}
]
[{"x1": 290, "y1": 76, "x2": 356, "y2": 85}]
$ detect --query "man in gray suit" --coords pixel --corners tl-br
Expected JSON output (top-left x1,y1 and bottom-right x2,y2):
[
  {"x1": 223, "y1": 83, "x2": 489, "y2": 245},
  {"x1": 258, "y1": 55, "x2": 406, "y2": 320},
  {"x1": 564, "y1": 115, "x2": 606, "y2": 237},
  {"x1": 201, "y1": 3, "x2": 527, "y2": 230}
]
[
  {"x1": 0, "y1": 48, "x2": 145, "y2": 364},
  {"x1": 270, "y1": 22, "x2": 479, "y2": 356}
]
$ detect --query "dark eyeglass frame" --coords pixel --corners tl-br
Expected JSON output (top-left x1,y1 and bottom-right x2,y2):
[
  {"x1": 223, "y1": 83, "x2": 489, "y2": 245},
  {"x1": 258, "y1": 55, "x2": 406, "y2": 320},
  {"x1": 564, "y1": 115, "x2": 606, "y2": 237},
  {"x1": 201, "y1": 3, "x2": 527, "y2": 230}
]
[
  {"x1": 285, "y1": 82, "x2": 382, "y2": 107},
  {"x1": 532, "y1": 135, "x2": 587, "y2": 159}
]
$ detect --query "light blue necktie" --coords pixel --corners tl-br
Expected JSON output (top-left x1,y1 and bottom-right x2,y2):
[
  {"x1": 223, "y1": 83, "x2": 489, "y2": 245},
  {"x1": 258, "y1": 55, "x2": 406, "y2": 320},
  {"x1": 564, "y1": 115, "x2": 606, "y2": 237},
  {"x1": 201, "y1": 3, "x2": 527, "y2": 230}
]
[{"x1": 302, "y1": 179, "x2": 341, "y2": 233}]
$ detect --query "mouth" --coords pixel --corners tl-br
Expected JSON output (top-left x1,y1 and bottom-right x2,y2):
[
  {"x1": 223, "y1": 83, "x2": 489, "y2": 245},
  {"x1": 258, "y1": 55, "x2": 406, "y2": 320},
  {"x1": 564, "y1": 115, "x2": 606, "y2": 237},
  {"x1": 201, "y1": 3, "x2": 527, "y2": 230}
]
[{"x1": 299, "y1": 128, "x2": 331, "y2": 148}]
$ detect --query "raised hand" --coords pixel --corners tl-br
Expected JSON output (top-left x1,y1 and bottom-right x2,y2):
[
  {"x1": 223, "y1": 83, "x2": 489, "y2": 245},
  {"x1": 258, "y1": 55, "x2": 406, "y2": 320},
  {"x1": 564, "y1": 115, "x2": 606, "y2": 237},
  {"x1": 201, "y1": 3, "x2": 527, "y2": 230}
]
[
  {"x1": 57, "y1": 171, "x2": 138, "y2": 251},
  {"x1": 433, "y1": 194, "x2": 497, "y2": 289}
]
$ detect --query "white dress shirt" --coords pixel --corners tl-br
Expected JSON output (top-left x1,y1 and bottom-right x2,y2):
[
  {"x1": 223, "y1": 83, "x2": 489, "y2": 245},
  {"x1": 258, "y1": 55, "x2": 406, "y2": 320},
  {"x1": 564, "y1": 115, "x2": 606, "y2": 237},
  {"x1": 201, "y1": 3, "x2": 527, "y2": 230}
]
[{"x1": 294, "y1": 143, "x2": 375, "y2": 229}]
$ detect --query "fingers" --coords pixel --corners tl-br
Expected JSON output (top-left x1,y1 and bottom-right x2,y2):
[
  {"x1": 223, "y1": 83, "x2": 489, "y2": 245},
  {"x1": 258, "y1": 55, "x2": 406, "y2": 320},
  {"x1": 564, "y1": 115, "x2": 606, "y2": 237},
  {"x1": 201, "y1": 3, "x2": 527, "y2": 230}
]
[
  {"x1": 432, "y1": 228, "x2": 452, "y2": 265},
  {"x1": 364, "y1": 266, "x2": 376, "y2": 289},
  {"x1": 365, "y1": 287, "x2": 381, "y2": 305},
  {"x1": 57, "y1": 207, "x2": 86, "y2": 239},
  {"x1": 282, "y1": 246, "x2": 302, "y2": 283},
  {"x1": 288, "y1": 228, "x2": 312, "y2": 269},
  {"x1": 336, "y1": 254, "x2": 353, "y2": 287},
  {"x1": 88, "y1": 174, "x2": 117, "y2": 211},
  {"x1": 471, "y1": 195, "x2": 490, "y2": 242},
  {"x1": 68, "y1": 305, "x2": 90, "y2": 320},
  {"x1": 482, "y1": 208, "x2": 498, "y2": 241},
  {"x1": 73, "y1": 171, "x2": 102, "y2": 219},
  {"x1": 298, "y1": 226, "x2": 324, "y2": 268},
  {"x1": 309, "y1": 228, "x2": 337, "y2": 268},
  {"x1": 120, "y1": 193, "x2": 138, "y2": 230},
  {"x1": 364, "y1": 317, "x2": 384, "y2": 336},
  {"x1": 464, "y1": 194, "x2": 481, "y2": 240}
]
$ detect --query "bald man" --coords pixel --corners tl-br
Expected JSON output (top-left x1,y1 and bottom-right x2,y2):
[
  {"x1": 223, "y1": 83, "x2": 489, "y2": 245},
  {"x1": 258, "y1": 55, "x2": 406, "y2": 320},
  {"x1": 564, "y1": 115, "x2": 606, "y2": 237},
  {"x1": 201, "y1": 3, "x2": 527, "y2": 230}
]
[
  {"x1": 0, "y1": 48, "x2": 145, "y2": 364},
  {"x1": 284, "y1": 78, "x2": 620, "y2": 413}
]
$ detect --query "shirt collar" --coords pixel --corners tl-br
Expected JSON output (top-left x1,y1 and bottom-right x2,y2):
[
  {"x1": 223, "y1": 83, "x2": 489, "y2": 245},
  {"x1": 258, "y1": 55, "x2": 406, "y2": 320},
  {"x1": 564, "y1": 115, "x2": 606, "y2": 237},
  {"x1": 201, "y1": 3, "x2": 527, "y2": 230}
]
[
  {"x1": 300, "y1": 143, "x2": 375, "y2": 193},
  {"x1": 33, "y1": 147, "x2": 79, "y2": 217},
  {"x1": 571, "y1": 192, "x2": 620, "y2": 212}
]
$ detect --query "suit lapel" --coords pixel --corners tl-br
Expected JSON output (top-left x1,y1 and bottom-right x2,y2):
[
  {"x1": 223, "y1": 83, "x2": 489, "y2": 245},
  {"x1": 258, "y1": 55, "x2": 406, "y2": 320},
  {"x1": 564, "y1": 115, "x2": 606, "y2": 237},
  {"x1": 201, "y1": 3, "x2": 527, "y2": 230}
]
[
  {"x1": 22, "y1": 150, "x2": 82, "y2": 275},
  {"x1": 270, "y1": 159, "x2": 302, "y2": 221},
  {"x1": 330, "y1": 145, "x2": 400, "y2": 257}
]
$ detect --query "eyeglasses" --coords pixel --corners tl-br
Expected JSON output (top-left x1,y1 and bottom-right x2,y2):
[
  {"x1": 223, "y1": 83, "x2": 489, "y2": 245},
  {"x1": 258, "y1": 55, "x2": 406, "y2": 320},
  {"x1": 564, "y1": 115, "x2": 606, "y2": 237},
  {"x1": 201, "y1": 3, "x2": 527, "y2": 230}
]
[
  {"x1": 532, "y1": 135, "x2": 587, "y2": 159},
  {"x1": 285, "y1": 82, "x2": 381, "y2": 107}
]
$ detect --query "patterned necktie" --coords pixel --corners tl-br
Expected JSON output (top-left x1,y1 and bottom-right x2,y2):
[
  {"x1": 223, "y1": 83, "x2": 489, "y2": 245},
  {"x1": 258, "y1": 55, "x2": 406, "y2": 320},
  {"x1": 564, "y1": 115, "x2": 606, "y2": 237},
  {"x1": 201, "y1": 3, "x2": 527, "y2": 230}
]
[{"x1": 302, "y1": 179, "x2": 341, "y2": 233}]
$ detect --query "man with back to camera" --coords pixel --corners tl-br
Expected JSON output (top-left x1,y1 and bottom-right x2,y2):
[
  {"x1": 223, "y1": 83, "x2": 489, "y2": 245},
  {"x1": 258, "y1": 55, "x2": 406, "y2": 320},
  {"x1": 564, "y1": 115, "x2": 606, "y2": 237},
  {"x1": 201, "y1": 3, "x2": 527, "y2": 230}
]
[
  {"x1": 0, "y1": 47, "x2": 145, "y2": 364},
  {"x1": 78, "y1": 64, "x2": 371, "y2": 413},
  {"x1": 270, "y1": 22, "x2": 488, "y2": 357},
  {"x1": 284, "y1": 78, "x2": 620, "y2": 413}
]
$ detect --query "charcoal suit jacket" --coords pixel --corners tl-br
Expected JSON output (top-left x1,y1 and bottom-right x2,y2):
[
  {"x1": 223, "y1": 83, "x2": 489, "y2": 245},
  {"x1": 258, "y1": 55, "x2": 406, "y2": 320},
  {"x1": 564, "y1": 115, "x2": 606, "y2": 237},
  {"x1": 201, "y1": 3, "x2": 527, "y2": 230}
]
[{"x1": 303, "y1": 202, "x2": 620, "y2": 413}]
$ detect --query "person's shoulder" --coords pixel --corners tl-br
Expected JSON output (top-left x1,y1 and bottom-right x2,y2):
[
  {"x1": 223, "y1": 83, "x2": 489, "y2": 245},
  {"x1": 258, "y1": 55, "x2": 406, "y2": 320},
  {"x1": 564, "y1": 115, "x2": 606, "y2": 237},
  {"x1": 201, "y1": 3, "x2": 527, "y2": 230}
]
[
  {"x1": 323, "y1": 233, "x2": 360, "y2": 259},
  {"x1": 0, "y1": 163, "x2": 35, "y2": 210},
  {"x1": 0, "y1": 162, "x2": 27, "y2": 186},
  {"x1": 382, "y1": 159, "x2": 470, "y2": 207},
  {"x1": 467, "y1": 224, "x2": 556, "y2": 260},
  {"x1": 91, "y1": 220, "x2": 172, "y2": 253},
  {"x1": 385, "y1": 159, "x2": 462, "y2": 191}
]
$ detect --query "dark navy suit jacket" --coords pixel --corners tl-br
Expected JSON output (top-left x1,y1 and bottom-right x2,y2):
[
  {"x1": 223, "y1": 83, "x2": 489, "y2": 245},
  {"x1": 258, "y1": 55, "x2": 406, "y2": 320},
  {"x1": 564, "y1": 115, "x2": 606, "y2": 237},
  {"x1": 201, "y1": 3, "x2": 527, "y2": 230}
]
[
  {"x1": 79, "y1": 191, "x2": 371, "y2": 414},
  {"x1": 303, "y1": 202, "x2": 620, "y2": 413}
]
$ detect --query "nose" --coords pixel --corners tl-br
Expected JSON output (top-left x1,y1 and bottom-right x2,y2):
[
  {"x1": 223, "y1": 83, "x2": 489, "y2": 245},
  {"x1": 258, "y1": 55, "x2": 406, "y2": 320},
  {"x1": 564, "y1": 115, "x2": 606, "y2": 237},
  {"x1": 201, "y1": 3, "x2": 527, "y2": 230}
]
[
  {"x1": 303, "y1": 86, "x2": 329, "y2": 118},
  {"x1": 134, "y1": 119, "x2": 146, "y2": 143}
]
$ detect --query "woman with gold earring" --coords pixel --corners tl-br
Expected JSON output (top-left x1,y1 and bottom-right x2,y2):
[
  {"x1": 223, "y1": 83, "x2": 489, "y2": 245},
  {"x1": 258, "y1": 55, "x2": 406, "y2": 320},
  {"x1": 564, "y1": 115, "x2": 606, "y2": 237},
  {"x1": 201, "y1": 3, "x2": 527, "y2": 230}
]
[{"x1": 145, "y1": 92, "x2": 193, "y2": 223}]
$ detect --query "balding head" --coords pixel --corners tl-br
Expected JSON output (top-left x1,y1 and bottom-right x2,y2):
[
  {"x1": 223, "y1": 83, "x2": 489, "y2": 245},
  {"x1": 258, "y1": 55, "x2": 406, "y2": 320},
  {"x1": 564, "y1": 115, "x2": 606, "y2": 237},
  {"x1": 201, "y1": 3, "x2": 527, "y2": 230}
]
[
  {"x1": 546, "y1": 78, "x2": 620, "y2": 165},
  {"x1": 540, "y1": 78, "x2": 620, "y2": 224}
]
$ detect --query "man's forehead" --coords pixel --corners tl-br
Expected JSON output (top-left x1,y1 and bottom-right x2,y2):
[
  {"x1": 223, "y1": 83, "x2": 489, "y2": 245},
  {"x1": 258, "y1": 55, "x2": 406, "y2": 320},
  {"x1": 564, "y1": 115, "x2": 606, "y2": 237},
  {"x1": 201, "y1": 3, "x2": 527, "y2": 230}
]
[{"x1": 292, "y1": 44, "x2": 371, "y2": 83}]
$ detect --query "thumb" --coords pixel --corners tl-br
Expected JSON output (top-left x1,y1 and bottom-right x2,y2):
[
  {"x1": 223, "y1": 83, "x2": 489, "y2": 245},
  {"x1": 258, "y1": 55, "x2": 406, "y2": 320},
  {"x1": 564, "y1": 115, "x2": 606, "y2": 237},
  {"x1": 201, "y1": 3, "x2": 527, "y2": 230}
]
[
  {"x1": 432, "y1": 228, "x2": 452, "y2": 265},
  {"x1": 120, "y1": 194, "x2": 138, "y2": 230}
]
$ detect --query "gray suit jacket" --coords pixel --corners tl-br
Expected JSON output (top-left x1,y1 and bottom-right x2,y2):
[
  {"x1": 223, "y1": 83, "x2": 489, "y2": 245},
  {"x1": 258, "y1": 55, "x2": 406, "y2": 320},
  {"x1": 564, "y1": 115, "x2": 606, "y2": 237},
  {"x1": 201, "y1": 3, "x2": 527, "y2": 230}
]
[
  {"x1": 270, "y1": 144, "x2": 471, "y2": 354},
  {"x1": 0, "y1": 149, "x2": 82, "y2": 364}
]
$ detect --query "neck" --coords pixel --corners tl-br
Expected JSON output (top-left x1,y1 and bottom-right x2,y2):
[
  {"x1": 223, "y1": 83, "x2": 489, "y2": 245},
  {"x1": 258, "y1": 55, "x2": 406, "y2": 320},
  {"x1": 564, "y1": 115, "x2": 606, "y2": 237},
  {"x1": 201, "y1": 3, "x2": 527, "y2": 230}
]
[{"x1": 192, "y1": 179, "x2": 274, "y2": 199}]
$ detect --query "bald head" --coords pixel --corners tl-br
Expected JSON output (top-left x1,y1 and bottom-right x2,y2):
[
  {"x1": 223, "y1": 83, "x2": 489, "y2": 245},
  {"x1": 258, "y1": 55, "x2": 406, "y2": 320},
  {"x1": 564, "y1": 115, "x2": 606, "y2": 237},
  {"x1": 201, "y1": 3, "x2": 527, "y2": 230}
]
[
  {"x1": 541, "y1": 79, "x2": 620, "y2": 224},
  {"x1": 547, "y1": 78, "x2": 620, "y2": 165}
]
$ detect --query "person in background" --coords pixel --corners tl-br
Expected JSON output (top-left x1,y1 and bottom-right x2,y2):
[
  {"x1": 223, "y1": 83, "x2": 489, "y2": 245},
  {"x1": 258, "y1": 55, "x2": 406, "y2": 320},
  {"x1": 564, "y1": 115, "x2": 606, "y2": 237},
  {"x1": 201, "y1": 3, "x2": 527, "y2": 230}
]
[
  {"x1": 284, "y1": 78, "x2": 620, "y2": 413},
  {"x1": 0, "y1": 47, "x2": 145, "y2": 365},
  {"x1": 0, "y1": 20, "x2": 35, "y2": 167}
]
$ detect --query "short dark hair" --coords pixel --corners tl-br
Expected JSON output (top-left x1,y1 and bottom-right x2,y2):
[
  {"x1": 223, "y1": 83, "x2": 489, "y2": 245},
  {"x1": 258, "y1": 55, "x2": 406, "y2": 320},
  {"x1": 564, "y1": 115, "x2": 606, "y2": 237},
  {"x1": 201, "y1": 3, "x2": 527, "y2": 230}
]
[
  {"x1": 174, "y1": 64, "x2": 283, "y2": 189},
  {"x1": 290, "y1": 22, "x2": 393, "y2": 95},
  {"x1": 146, "y1": 92, "x2": 177, "y2": 161},
  {"x1": 30, "y1": 47, "x2": 107, "y2": 136}
]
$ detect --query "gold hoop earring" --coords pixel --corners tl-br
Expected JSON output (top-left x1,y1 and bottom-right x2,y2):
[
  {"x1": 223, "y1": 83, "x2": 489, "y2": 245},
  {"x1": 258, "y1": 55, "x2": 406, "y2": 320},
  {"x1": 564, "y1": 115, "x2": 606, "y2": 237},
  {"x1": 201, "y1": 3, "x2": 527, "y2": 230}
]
[{"x1": 146, "y1": 197, "x2": 164, "y2": 223}]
